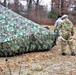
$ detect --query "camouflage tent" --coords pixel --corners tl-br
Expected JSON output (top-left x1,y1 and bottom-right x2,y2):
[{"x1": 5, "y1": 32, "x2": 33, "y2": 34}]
[{"x1": 0, "y1": 5, "x2": 55, "y2": 57}]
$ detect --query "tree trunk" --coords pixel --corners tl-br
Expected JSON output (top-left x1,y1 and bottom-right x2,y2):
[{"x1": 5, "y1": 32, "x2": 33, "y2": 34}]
[
  {"x1": 61, "y1": 0, "x2": 64, "y2": 15},
  {"x1": 3, "y1": 0, "x2": 6, "y2": 7},
  {"x1": 27, "y1": 0, "x2": 32, "y2": 17},
  {"x1": 14, "y1": 0, "x2": 19, "y2": 13}
]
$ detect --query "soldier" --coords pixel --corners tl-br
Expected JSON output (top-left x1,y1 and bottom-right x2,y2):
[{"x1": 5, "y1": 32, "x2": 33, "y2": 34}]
[
  {"x1": 54, "y1": 15, "x2": 62, "y2": 45},
  {"x1": 54, "y1": 15, "x2": 62, "y2": 32},
  {"x1": 56, "y1": 14, "x2": 75, "y2": 56}
]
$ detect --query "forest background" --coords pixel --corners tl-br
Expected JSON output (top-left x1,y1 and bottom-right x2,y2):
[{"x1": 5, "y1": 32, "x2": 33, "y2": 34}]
[{"x1": 0, "y1": 0, "x2": 76, "y2": 25}]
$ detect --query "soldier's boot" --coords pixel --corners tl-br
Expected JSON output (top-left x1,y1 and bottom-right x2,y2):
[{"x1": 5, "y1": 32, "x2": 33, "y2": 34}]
[
  {"x1": 62, "y1": 52, "x2": 66, "y2": 56},
  {"x1": 71, "y1": 52, "x2": 76, "y2": 56}
]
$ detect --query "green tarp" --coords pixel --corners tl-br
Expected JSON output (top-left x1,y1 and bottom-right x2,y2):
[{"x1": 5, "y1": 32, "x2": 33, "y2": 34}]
[{"x1": 0, "y1": 5, "x2": 55, "y2": 57}]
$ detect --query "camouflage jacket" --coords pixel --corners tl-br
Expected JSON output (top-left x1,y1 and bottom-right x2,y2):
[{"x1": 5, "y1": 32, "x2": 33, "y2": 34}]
[{"x1": 56, "y1": 18, "x2": 74, "y2": 39}]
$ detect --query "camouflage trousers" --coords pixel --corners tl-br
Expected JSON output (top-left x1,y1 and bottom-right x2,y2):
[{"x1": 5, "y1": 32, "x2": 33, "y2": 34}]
[{"x1": 61, "y1": 36, "x2": 74, "y2": 53}]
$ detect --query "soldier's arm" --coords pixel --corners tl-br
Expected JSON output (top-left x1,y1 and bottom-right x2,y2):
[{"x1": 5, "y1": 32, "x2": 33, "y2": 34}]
[
  {"x1": 54, "y1": 21, "x2": 58, "y2": 32},
  {"x1": 68, "y1": 19, "x2": 74, "y2": 36},
  {"x1": 71, "y1": 25, "x2": 74, "y2": 36},
  {"x1": 55, "y1": 22, "x2": 62, "y2": 33}
]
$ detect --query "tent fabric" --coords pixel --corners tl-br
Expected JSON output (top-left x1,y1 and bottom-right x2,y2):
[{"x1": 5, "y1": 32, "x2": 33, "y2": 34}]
[{"x1": 0, "y1": 5, "x2": 55, "y2": 57}]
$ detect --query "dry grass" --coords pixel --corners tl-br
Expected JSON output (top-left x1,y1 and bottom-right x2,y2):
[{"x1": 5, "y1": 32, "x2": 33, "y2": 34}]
[{"x1": 0, "y1": 26, "x2": 76, "y2": 75}]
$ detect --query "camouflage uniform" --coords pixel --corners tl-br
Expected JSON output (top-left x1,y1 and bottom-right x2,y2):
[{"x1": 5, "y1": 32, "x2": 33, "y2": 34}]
[
  {"x1": 56, "y1": 16, "x2": 75, "y2": 55},
  {"x1": 54, "y1": 16, "x2": 62, "y2": 44}
]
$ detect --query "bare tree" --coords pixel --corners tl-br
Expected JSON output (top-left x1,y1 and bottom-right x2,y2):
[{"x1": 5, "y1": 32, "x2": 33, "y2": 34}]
[
  {"x1": 25, "y1": 0, "x2": 42, "y2": 17},
  {"x1": 14, "y1": 0, "x2": 19, "y2": 13},
  {"x1": 33, "y1": 0, "x2": 42, "y2": 11},
  {"x1": 51, "y1": 0, "x2": 70, "y2": 15},
  {"x1": 3, "y1": 0, "x2": 7, "y2": 7},
  {"x1": 26, "y1": 0, "x2": 33, "y2": 17}
]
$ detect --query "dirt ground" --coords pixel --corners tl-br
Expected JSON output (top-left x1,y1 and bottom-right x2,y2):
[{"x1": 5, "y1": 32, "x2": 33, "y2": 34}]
[{"x1": 0, "y1": 26, "x2": 76, "y2": 75}]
